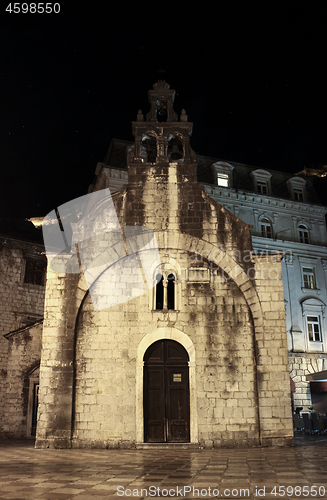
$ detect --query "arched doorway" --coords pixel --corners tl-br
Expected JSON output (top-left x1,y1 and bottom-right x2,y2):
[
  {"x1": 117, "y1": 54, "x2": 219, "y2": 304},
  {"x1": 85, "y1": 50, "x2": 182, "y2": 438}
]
[{"x1": 143, "y1": 339, "x2": 190, "y2": 443}]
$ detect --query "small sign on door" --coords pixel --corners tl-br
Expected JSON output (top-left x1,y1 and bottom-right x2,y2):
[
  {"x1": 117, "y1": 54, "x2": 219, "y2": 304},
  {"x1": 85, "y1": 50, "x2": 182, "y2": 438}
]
[{"x1": 173, "y1": 373, "x2": 182, "y2": 382}]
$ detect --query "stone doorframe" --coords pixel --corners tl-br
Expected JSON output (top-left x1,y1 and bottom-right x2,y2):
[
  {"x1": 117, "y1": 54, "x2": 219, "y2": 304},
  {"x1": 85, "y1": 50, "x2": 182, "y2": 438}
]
[
  {"x1": 136, "y1": 327, "x2": 197, "y2": 444},
  {"x1": 26, "y1": 365, "x2": 40, "y2": 438}
]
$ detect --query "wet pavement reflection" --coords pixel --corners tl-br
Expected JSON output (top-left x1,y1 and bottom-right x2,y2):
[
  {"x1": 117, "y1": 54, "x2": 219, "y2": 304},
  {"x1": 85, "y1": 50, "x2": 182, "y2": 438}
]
[{"x1": 0, "y1": 437, "x2": 326, "y2": 499}]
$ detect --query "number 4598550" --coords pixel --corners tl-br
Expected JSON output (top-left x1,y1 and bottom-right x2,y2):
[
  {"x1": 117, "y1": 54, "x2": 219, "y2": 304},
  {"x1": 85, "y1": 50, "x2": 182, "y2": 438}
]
[{"x1": 6, "y1": 3, "x2": 60, "y2": 13}]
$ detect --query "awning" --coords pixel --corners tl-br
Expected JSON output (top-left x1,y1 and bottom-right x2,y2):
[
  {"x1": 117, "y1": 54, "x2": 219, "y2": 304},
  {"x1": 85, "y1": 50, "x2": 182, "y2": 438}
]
[
  {"x1": 310, "y1": 381, "x2": 327, "y2": 393},
  {"x1": 306, "y1": 370, "x2": 327, "y2": 381}
]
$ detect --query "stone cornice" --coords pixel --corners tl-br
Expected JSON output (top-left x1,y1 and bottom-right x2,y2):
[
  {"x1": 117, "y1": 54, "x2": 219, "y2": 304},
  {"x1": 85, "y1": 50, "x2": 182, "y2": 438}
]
[{"x1": 204, "y1": 184, "x2": 327, "y2": 217}]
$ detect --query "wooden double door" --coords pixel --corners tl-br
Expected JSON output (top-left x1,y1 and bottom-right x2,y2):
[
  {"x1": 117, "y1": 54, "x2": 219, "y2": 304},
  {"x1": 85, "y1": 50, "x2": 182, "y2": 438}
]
[{"x1": 143, "y1": 340, "x2": 190, "y2": 442}]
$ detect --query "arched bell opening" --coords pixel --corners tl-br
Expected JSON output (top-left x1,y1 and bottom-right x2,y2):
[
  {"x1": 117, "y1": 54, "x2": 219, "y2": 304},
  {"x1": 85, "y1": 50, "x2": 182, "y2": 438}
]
[
  {"x1": 156, "y1": 99, "x2": 168, "y2": 122},
  {"x1": 141, "y1": 135, "x2": 157, "y2": 163},
  {"x1": 167, "y1": 135, "x2": 184, "y2": 162}
]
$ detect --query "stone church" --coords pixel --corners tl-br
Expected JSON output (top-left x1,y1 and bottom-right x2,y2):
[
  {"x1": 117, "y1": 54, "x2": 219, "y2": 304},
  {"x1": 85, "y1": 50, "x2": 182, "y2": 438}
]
[{"x1": 34, "y1": 81, "x2": 293, "y2": 449}]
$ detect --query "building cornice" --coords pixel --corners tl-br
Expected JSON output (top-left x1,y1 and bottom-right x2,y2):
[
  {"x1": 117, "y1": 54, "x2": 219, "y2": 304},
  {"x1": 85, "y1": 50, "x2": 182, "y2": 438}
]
[
  {"x1": 204, "y1": 184, "x2": 327, "y2": 217},
  {"x1": 252, "y1": 236, "x2": 327, "y2": 258}
]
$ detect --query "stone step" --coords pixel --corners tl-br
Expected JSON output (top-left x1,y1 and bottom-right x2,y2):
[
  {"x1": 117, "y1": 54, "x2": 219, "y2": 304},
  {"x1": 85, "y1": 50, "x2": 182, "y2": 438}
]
[{"x1": 136, "y1": 443, "x2": 200, "y2": 450}]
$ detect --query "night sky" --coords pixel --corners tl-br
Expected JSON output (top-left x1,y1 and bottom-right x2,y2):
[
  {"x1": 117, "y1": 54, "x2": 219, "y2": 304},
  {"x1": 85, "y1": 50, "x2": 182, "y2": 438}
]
[{"x1": 1, "y1": 2, "x2": 327, "y2": 219}]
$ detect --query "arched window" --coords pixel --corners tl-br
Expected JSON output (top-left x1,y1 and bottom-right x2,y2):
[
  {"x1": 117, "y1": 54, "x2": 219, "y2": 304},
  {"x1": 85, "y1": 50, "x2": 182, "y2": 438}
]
[
  {"x1": 167, "y1": 274, "x2": 175, "y2": 310},
  {"x1": 154, "y1": 271, "x2": 176, "y2": 311},
  {"x1": 260, "y1": 217, "x2": 272, "y2": 238},
  {"x1": 155, "y1": 274, "x2": 164, "y2": 310},
  {"x1": 299, "y1": 224, "x2": 309, "y2": 244}
]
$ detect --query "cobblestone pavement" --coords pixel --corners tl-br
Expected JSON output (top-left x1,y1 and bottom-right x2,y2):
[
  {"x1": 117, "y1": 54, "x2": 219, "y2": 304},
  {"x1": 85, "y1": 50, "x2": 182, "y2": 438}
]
[{"x1": 0, "y1": 438, "x2": 326, "y2": 500}]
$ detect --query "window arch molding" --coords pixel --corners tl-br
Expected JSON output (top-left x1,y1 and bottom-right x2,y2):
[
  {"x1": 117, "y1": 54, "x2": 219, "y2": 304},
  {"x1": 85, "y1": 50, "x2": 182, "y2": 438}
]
[
  {"x1": 258, "y1": 211, "x2": 276, "y2": 224},
  {"x1": 165, "y1": 129, "x2": 188, "y2": 141},
  {"x1": 259, "y1": 216, "x2": 273, "y2": 239},
  {"x1": 151, "y1": 258, "x2": 181, "y2": 312},
  {"x1": 298, "y1": 219, "x2": 312, "y2": 231}
]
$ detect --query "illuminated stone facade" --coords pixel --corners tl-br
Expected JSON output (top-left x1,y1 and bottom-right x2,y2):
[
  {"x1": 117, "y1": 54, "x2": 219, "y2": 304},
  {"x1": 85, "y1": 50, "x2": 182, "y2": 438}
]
[{"x1": 35, "y1": 82, "x2": 293, "y2": 448}]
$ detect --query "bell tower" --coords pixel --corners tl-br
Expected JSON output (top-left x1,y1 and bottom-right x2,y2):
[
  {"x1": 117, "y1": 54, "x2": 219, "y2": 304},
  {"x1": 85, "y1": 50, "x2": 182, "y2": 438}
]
[{"x1": 129, "y1": 80, "x2": 197, "y2": 183}]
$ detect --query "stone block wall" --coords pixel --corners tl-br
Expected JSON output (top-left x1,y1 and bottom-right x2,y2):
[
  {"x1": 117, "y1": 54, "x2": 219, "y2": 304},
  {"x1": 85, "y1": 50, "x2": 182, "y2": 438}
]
[
  {"x1": 0, "y1": 237, "x2": 45, "y2": 432},
  {"x1": 37, "y1": 238, "x2": 293, "y2": 448},
  {"x1": 253, "y1": 254, "x2": 294, "y2": 446},
  {"x1": 289, "y1": 352, "x2": 327, "y2": 411},
  {"x1": 72, "y1": 249, "x2": 259, "y2": 448},
  {"x1": 2, "y1": 321, "x2": 42, "y2": 437}
]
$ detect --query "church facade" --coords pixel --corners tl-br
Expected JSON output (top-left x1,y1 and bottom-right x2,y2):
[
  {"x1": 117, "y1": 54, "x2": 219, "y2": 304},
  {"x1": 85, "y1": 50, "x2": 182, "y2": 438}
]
[{"x1": 34, "y1": 81, "x2": 293, "y2": 448}]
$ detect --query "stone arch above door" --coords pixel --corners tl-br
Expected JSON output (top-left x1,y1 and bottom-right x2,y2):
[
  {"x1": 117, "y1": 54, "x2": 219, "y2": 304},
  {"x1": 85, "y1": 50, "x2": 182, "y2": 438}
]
[{"x1": 73, "y1": 230, "x2": 264, "y2": 333}]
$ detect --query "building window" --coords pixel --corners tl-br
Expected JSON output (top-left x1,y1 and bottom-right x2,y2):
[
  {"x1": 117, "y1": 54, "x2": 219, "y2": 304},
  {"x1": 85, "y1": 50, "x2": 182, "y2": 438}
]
[
  {"x1": 303, "y1": 267, "x2": 316, "y2": 289},
  {"x1": 155, "y1": 272, "x2": 176, "y2": 311},
  {"x1": 307, "y1": 316, "x2": 321, "y2": 342},
  {"x1": 294, "y1": 188, "x2": 304, "y2": 201},
  {"x1": 155, "y1": 274, "x2": 164, "y2": 310},
  {"x1": 217, "y1": 173, "x2": 229, "y2": 187},
  {"x1": 286, "y1": 176, "x2": 307, "y2": 201},
  {"x1": 250, "y1": 169, "x2": 272, "y2": 195},
  {"x1": 260, "y1": 218, "x2": 272, "y2": 238},
  {"x1": 167, "y1": 274, "x2": 175, "y2": 310},
  {"x1": 24, "y1": 259, "x2": 46, "y2": 285},
  {"x1": 257, "y1": 180, "x2": 268, "y2": 194},
  {"x1": 211, "y1": 162, "x2": 234, "y2": 188},
  {"x1": 299, "y1": 224, "x2": 310, "y2": 244}
]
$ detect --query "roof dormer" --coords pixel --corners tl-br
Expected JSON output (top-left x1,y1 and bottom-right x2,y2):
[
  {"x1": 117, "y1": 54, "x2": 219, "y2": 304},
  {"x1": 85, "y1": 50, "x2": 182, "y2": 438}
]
[
  {"x1": 211, "y1": 162, "x2": 234, "y2": 188},
  {"x1": 250, "y1": 169, "x2": 272, "y2": 195},
  {"x1": 286, "y1": 176, "x2": 307, "y2": 202}
]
